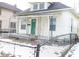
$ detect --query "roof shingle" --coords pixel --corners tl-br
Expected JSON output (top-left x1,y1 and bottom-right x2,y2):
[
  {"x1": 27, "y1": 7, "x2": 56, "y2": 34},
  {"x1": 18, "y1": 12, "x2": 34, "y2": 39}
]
[
  {"x1": 0, "y1": 2, "x2": 22, "y2": 12},
  {"x1": 48, "y1": 2, "x2": 70, "y2": 10},
  {"x1": 18, "y1": 2, "x2": 70, "y2": 16}
]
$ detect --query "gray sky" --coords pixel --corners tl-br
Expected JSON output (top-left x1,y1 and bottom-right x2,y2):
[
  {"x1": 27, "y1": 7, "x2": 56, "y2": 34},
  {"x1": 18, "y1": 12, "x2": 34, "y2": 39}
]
[{"x1": 0, "y1": 0, "x2": 77, "y2": 10}]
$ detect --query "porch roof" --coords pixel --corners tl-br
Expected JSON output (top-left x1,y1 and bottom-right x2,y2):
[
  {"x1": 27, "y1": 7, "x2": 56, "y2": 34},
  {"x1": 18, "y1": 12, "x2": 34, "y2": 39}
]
[{"x1": 17, "y1": 2, "x2": 71, "y2": 16}]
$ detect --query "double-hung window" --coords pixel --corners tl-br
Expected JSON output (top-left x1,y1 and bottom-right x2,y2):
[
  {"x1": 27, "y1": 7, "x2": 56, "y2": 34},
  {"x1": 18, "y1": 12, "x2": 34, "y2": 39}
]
[
  {"x1": 10, "y1": 22, "x2": 16, "y2": 28},
  {"x1": 39, "y1": 3, "x2": 44, "y2": 10},
  {"x1": 50, "y1": 16, "x2": 56, "y2": 31},
  {"x1": 33, "y1": 3, "x2": 38, "y2": 10},
  {"x1": 21, "y1": 20, "x2": 26, "y2": 30},
  {"x1": 21, "y1": 24, "x2": 26, "y2": 29},
  {"x1": 10, "y1": 22, "x2": 16, "y2": 33}
]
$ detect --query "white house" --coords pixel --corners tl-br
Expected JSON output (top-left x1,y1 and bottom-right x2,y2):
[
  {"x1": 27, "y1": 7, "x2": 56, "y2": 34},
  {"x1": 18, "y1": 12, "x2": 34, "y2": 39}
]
[{"x1": 17, "y1": 2, "x2": 79, "y2": 38}]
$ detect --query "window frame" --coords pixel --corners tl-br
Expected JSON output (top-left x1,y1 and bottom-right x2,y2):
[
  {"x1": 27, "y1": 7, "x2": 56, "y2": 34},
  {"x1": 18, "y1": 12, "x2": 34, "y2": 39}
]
[
  {"x1": 39, "y1": 2, "x2": 44, "y2": 10},
  {"x1": 49, "y1": 16, "x2": 56, "y2": 31},
  {"x1": 33, "y1": 3, "x2": 38, "y2": 10},
  {"x1": 21, "y1": 24, "x2": 26, "y2": 30},
  {"x1": 10, "y1": 22, "x2": 16, "y2": 28},
  {"x1": 21, "y1": 20, "x2": 26, "y2": 30},
  {"x1": 10, "y1": 22, "x2": 16, "y2": 33}
]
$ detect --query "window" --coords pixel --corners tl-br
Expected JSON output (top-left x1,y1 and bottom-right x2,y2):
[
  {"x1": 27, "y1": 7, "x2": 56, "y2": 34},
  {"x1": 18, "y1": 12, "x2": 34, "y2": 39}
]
[
  {"x1": 10, "y1": 22, "x2": 16, "y2": 33},
  {"x1": 10, "y1": 22, "x2": 16, "y2": 28},
  {"x1": 21, "y1": 21, "x2": 26, "y2": 30},
  {"x1": 50, "y1": 16, "x2": 56, "y2": 31},
  {"x1": 10, "y1": 29, "x2": 16, "y2": 33},
  {"x1": 33, "y1": 3, "x2": 38, "y2": 10},
  {"x1": 21, "y1": 24, "x2": 26, "y2": 29},
  {"x1": 39, "y1": 3, "x2": 44, "y2": 9}
]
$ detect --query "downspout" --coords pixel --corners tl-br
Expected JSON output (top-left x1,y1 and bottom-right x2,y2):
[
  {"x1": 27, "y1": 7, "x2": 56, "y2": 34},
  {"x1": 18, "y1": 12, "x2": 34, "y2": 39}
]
[
  {"x1": 8, "y1": 16, "x2": 11, "y2": 37},
  {"x1": 70, "y1": 18, "x2": 73, "y2": 44},
  {"x1": 17, "y1": 16, "x2": 19, "y2": 34},
  {"x1": 71, "y1": 19, "x2": 73, "y2": 33}
]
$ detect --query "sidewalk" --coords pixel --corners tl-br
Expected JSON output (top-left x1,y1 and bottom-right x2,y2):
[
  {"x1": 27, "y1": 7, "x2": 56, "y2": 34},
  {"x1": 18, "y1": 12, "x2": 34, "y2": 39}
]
[{"x1": 65, "y1": 42, "x2": 79, "y2": 57}]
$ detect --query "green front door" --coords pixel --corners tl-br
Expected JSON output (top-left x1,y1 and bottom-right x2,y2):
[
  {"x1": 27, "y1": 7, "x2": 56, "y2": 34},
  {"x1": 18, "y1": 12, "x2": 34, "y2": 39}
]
[{"x1": 31, "y1": 19, "x2": 36, "y2": 34}]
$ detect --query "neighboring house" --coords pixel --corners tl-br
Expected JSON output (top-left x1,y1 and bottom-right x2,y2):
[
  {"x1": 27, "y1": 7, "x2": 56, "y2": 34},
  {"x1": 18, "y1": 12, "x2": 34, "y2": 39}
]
[
  {"x1": 0, "y1": 2, "x2": 21, "y2": 33},
  {"x1": 17, "y1": 2, "x2": 78, "y2": 38}
]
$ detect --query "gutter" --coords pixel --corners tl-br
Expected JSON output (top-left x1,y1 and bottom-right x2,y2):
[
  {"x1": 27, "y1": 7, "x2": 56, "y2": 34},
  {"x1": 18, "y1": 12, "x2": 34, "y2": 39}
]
[{"x1": 18, "y1": 8, "x2": 72, "y2": 16}]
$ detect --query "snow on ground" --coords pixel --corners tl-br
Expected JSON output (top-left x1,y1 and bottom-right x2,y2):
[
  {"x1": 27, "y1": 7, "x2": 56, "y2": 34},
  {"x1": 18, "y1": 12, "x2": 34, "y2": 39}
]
[
  {"x1": 0, "y1": 38, "x2": 36, "y2": 57},
  {"x1": 0, "y1": 42, "x2": 35, "y2": 57},
  {"x1": 40, "y1": 44, "x2": 70, "y2": 57},
  {"x1": 65, "y1": 43, "x2": 79, "y2": 57},
  {"x1": 0, "y1": 38, "x2": 71, "y2": 57}
]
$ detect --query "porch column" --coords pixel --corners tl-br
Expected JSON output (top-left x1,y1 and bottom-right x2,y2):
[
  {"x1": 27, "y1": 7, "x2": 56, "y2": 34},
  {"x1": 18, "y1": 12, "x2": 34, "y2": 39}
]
[
  {"x1": 37, "y1": 17, "x2": 41, "y2": 36},
  {"x1": 26, "y1": 17, "x2": 31, "y2": 34},
  {"x1": 16, "y1": 17, "x2": 19, "y2": 34}
]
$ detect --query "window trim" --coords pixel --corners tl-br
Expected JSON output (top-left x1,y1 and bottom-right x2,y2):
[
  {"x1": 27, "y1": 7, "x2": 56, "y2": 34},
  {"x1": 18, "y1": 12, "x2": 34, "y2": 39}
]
[
  {"x1": 21, "y1": 20, "x2": 26, "y2": 30},
  {"x1": 33, "y1": 3, "x2": 45, "y2": 11},
  {"x1": 39, "y1": 2, "x2": 45, "y2": 10},
  {"x1": 10, "y1": 22, "x2": 16, "y2": 33},
  {"x1": 21, "y1": 24, "x2": 26, "y2": 30},
  {"x1": 49, "y1": 16, "x2": 56, "y2": 31},
  {"x1": 33, "y1": 3, "x2": 38, "y2": 10},
  {"x1": 10, "y1": 22, "x2": 16, "y2": 28}
]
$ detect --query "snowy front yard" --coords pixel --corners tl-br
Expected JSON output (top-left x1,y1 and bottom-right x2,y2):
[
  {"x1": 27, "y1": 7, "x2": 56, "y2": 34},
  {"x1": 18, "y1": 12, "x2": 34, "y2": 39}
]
[
  {"x1": 65, "y1": 42, "x2": 79, "y2": 57},
  {"x1": 0, "y1": 38, "x2": 36, "y2": 57},
  {"x1": 40, "y1": 44, "x2": 70, "y2": 57},
  {"x1": 0, "y1": 38, "x2": 71, "y2": 57},
  {"x1": 0, "y1": 42, "x2": 35, "y2": 57}
]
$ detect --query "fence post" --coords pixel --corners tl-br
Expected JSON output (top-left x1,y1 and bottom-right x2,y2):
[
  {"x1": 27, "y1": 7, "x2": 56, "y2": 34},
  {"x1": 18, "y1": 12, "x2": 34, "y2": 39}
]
[
  {"x1": 75, "y1": 34, "x2": 78, "y2": 44},
  {"x1": 12, "y1": 44, "x2": 15, "y2": 57},
  {"x1": 36, "y1": 44, "x2": 40, "y2": 57}
]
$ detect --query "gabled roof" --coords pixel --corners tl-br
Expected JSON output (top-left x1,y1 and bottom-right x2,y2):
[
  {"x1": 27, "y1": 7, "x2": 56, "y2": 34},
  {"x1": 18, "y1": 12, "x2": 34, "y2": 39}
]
[
  {"x1": 0, "y1": 2, "x2": 22, "y2": 12},
  {"x1": 48, "y1": 2, "x2": 70, "y2": 10},
  {"x1": 18, "y1": 2, "x2": 70, "y2": 16}
]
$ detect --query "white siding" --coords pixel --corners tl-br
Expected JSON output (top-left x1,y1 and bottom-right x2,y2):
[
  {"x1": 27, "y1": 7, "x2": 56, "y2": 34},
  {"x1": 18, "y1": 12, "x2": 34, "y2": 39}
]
[
  {"x1": 0, "y1": 8, "x2": 16, "y2": 29},
  {"x1": 71, "y1": 15, "x2": 78, "y2": 33},
  {"x1": 17, "y1": 16, "x2": 27, "y2": 34},
  {"x1": 49, "y1": 11, "x2": 78, "y2": 37},
  {"x1": 18, "y1": 10, "x2": 78, "y2": 37},
  {"x1": 48, "y1": 11, "x2": 69, "y2": 37},
  {"x1": 39, "y1": 16, "x2": 49, "y2": 36}
]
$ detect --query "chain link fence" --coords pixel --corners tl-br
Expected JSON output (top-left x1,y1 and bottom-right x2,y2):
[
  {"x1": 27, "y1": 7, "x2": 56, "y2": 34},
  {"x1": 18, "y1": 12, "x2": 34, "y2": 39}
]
[
  {"x1": 0, "y1": 31, "x2": 78, "y2": 57},
  {"x1": 36, "y1": 33, "x2": 78, "y2": 57}
]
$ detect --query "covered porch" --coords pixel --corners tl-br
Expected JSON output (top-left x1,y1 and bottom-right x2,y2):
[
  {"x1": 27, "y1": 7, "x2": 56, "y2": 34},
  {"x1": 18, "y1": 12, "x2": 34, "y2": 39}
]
[{"x1": 17, "y1": 15, "x2": 50, "y2": 38}]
